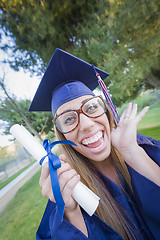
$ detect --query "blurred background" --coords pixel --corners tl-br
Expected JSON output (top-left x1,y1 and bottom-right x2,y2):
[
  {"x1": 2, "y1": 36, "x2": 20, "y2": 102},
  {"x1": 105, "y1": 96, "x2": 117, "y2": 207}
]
[{"x1": 0, "y1": 1, "x2": 160, "y2": 239}]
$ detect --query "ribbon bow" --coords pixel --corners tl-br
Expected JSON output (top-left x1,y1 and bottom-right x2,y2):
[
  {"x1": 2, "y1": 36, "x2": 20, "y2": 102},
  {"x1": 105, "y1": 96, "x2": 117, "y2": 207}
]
[{"x1": 39, "y1": 139, "x2": 77, "y2": 221}]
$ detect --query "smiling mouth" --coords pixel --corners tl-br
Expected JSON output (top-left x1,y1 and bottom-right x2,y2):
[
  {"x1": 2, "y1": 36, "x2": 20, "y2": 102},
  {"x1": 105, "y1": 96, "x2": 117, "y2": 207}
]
[{"x1": 81, "y1": 131, "x2": 104, "y2": 149}]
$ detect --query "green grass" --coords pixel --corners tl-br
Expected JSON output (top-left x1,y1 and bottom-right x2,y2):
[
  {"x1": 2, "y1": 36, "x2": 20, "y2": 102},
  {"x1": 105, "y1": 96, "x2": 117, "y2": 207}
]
[
  {"x1": 118, "y1": 99, "x2": 160, "y2": 139},
  {"x1": 138, "y1": 126, "x2": 160, "y2": 141},
  {"x1": 150, "y1": 101, "x2": 160, "y2": 109},
  {"x1": 0, "y1": 170, "x2": 48, "y2": 240},
  {"x1": 137, "y1": 107, "x2": 160, "y2": 130},
  {"x1": 137, "y1": 102, "x2": 160, "y2": 141},
  {"x1": 0, "y1": 161, "x2": 36, "y2": 190}
]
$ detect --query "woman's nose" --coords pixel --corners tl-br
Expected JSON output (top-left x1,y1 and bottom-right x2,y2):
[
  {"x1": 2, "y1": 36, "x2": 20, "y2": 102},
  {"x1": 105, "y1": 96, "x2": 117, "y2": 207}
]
[{"x1": 79, "y1": 113, "x2": 94, "y2": 132}]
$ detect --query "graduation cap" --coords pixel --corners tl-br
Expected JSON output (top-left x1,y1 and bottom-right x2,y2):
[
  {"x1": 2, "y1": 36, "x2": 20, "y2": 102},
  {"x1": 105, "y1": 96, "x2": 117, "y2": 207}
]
[{"x1": 29, "y1": 48, "x2": 119, "y2": 125}]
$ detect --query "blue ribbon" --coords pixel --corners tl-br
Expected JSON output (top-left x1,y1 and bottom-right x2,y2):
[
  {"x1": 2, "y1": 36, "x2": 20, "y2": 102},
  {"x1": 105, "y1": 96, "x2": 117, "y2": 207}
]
[{"x1": 39, "y1": 139, "x2": 77, "y2": 221}]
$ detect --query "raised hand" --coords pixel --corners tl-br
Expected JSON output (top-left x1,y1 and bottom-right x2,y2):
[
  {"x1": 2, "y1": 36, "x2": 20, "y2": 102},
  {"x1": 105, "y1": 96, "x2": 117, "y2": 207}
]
[
  {"x1": 39, "y1": 154, "x2": 80, "y2": 213},
  {"x1": 111, "y1": 103, "x2": 160, "y2": 186},
  {"x1": 111, "y1": 103, "x2": 149, "y2": 155}
]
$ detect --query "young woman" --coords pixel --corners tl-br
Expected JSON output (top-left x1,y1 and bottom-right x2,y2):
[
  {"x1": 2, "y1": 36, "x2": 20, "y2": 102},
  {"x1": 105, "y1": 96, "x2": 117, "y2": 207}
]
[{"x1": 29, "y1": 49, "x2": 160, "y2": 240}]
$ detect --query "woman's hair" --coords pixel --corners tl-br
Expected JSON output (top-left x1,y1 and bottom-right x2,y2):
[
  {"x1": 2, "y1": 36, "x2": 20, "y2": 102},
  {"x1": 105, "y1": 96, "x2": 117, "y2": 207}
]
[{"x1": 55, "y1": 104, "x2": 138, "y2": 240}]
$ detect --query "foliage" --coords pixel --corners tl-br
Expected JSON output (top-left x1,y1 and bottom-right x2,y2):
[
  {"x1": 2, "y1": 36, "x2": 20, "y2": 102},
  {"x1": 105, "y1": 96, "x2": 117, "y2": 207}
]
[
  {"x1": 0, "y1": 145, "x2": 16, "y2": 164},
  {"x1": 0, "y1": 0, "x2": 99, "y2": 74},
  {"x1": 0, "y1": 0, "x2": 160, "y2": 106},
  {"x1": 72, "y1": 0, "x2": 160, "y2": 106},
  {"x1": 0, "y1": 97, "x2": 54, "y2": 135}
]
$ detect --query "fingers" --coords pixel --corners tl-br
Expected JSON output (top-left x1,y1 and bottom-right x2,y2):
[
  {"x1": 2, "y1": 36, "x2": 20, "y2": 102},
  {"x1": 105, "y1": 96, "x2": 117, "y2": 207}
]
[
  {"x1": 59, "y1": 153, "x2": 66, "y2": 163},
  {"x1": 125, "y1": 102, "x2": 132, "y2": 118},
  {"x1": 39, "y1": 154, "x2": 67, "y2": 188},
  {"x1": 119, "y1": 103, "x2": 133, "y2": 122},
  {"x1": 59, "y1": 168, "x2": 79, "y2": 192},
  {"x1": 41, "y1": 174, "x2": 55, "y2": 201},
  {"x1": 58, "y1": 162, "x2": 80, "y2": 210},
  {"x1": 39, "y1": 162, "x2": 49, "y2": 187},
  {"x1": 119, "y1": 108, "x2": 127, "y2": 122},
  {"x1": 129, "y1": 103, "x2": 137, "y2": 119},
  {"x1": 39, "y1": 162, "x2": 54, "y2": 201},
  {"x1": 39, "y1": 154, "x2": 80, "y2": 205},
  {"x1": 136, "y1": 106, "x2": 149, "y2": 124},
  {"x1": 62, "y1": 174, "x2": 80, "y2": 203},
  {"x1": 120, "y1": 103, "x2": 149, "y2": 123},
  {"x1": 57, "y1": 162, "x2": 79, "y2": 191}
]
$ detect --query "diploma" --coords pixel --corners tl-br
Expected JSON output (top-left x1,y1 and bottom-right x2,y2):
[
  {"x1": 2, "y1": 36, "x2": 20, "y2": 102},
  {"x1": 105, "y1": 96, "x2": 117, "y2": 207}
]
[{"x1": 10, "y1": 124, "x2": 100, "y2": 216}]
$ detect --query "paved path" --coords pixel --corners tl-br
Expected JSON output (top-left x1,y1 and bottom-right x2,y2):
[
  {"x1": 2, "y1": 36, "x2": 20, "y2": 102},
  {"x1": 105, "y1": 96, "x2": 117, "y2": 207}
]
[
  {"x1": 0, "y1": 162, "x2": 41, "y2": 212},
  {"x1": 0, "y1": 144, "x2": 59, "y2": 213}
]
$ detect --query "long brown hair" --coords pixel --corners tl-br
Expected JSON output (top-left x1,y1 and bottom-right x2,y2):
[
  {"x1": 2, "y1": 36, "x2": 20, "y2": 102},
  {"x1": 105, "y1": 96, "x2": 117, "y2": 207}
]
[{"x1": 55, "y1": 105, "x2": 138, "y2": 240}]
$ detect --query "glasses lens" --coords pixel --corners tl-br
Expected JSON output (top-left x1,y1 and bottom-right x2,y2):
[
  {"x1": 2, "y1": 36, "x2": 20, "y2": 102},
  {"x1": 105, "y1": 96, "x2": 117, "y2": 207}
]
[
  {"x1": 82, "y1": 97, "x2": 106, "y2": 117},
  {"x1": 55, "y1": 111, "x2": 78, "y2": 133}
]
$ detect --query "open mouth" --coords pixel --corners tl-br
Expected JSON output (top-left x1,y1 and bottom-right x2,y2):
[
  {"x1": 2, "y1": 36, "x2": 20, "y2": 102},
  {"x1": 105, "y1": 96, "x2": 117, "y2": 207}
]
[{"x1": 81, "y1": 131, "x2": 104, "y2": 150}]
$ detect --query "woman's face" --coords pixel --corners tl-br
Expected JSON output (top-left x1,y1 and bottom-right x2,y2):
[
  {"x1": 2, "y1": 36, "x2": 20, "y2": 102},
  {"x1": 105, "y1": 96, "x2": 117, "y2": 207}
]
[{"x1": 56, "y1": 95, "x2": 111, "y2": 163}]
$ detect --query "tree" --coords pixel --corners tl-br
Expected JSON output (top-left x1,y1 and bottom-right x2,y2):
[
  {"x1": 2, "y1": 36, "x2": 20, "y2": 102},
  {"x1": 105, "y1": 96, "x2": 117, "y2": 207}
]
[
  {"x1": 0, "y1": 0, "x2": 99, "y2": 74},
  {"x1": 71, "y1": 0, "x2": 160, "y2": 105},
  {"x1": 0, "y1": 75, "x2": 54, "y2": 140}
]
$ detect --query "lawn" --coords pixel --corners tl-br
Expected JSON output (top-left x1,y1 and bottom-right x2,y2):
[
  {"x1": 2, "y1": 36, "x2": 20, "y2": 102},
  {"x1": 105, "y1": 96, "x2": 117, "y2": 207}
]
[
  {"x1": 0, "y1": 170, "x2": 48, "y2": 240},
  {"x1": 137, "y1": 105, "x2": 160, "y2": 141},
  {"x1": 138, "y1": 126, "x2": 160, "y2": 141},
  {"x1": 137, "y1": 107, "x2": 160, "y2": 130},
  {"x1": 118, "y1": 97, "x2": 160, "y2": 141}
]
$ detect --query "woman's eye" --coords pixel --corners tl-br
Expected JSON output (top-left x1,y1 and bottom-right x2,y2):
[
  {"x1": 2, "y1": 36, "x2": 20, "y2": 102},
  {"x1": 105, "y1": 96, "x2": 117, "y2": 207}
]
[
  {"x1": 64, "y1": 116, "x2": 76, "y2": 125},
  {"x1": 86, "y1": 104, "x2": 98, "y2": 113}
]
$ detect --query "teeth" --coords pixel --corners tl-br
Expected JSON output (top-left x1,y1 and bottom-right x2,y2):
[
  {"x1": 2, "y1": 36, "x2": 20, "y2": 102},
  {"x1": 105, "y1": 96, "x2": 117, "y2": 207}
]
[
  {"x1": 82, "y1": 131, "x2": 102, "y2": 145},
  {"x1": 92, "y1": 141, "x2": 104, "y2": 150}
]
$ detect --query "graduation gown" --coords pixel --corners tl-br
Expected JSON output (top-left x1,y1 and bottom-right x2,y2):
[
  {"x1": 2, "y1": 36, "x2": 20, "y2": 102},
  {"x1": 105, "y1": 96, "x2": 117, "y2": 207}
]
[{"x1": 36, "y1": 134, "x2": 160, "y2": 240}]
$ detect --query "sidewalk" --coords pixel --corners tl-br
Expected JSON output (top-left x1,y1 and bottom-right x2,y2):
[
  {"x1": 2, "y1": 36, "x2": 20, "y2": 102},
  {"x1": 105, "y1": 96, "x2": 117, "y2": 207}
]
[
  {"x1": 0, "y1": 161, "x2": 41, "y2": 212},
  {"x1": 0, "y1": 144, "x2": 60, "y2": 213}
]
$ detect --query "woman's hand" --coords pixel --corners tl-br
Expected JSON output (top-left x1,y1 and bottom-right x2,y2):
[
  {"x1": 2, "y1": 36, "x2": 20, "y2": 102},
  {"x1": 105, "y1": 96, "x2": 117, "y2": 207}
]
[
  {"x1": 111, "y1": 103, "x2": 149, "y2": 155},
  {"x1": 111, "y1": 103, "x2": 160, "y2": 186},
  {"x1": 39, "y1": 155, "x2": 88, "y2": 236},
  {"x1": 39, "y1": 154, "x2": 80, "y2": 213}
]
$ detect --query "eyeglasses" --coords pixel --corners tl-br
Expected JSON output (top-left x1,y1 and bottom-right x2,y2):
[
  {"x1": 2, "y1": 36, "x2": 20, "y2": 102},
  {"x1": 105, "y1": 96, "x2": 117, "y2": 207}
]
[{"x1": 53, "y1": 96, "x2": 107, "y2": 134}]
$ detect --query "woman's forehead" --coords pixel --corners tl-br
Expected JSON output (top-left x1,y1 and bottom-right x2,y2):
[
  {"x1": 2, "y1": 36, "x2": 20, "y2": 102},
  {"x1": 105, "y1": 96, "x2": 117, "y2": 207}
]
[{"x1": 56, "y1": 95, "x2": 93, "y2": 115}]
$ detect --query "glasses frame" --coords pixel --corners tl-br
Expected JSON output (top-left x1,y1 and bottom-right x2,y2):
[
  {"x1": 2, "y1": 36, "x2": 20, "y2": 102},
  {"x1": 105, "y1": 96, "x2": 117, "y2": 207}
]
[{"x1": 53, "y1": 96, "x2": 107, "y2": 134}]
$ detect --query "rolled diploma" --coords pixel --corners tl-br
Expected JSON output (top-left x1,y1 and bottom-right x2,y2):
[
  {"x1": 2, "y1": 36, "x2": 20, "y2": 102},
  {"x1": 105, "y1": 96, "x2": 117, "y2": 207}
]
[{"x1": 10, "y1": 124, "x2": 100, "y2": 216}]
